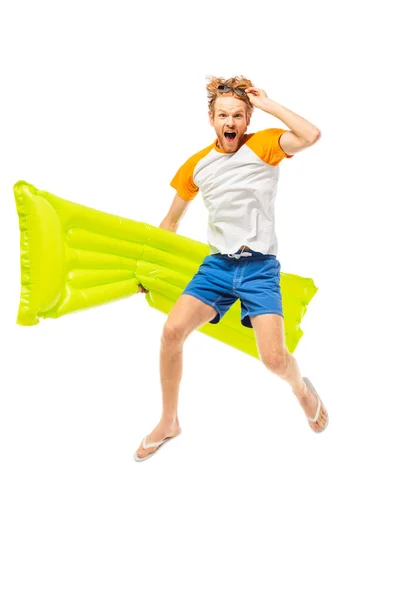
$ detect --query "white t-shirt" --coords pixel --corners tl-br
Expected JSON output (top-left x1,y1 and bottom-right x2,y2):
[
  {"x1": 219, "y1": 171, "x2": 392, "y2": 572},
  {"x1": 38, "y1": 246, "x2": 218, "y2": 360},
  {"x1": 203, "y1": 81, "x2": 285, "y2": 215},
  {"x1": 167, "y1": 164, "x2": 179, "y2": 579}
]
[{"x1": 170, "y1": 128, "x2": 293, "y2": 256}]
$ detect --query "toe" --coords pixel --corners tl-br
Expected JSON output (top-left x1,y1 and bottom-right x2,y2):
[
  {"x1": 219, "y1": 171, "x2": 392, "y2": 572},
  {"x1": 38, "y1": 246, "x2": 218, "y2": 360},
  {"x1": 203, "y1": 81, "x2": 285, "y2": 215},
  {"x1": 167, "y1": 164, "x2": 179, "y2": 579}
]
[
  {"x1": 136, "y1": 445, "x2": 151, "y2": 459},
  {"x1": 312, "y1": 405, "x2": 328, "y2": 432},
  {"x1": 136, "y1": 447, "x2": 145, "y2": 459},
  {"x1": 306, "y1": 389, "x2": 328, "y2": 432}
]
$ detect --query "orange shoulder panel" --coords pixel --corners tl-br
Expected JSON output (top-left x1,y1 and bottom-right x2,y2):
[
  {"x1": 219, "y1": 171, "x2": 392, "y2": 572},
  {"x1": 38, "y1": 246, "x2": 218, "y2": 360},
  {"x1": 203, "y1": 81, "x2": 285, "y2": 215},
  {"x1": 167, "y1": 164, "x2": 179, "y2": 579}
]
[
  {"x1": 170, "y1": 143, "x2": 214, "y2": 201},
  {"x1": 246, "y1": 128, "x2": 294, "y2": 166}
]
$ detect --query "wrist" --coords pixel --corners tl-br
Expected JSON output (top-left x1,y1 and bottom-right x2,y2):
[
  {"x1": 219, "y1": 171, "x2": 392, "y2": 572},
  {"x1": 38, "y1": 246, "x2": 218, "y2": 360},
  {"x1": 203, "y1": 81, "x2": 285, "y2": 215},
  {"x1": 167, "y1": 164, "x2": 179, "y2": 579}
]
[{"x1": 259, "y1": 97, "x2": 279, "y2": 114}]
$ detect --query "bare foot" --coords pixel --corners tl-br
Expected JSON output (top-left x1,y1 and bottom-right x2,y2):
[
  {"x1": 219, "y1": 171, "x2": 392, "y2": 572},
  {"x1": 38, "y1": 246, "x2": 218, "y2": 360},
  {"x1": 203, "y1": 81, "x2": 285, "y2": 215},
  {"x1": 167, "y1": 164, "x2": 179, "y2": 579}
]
[
  {"x1": 135, "y1": 420, "x2": 181, "y2": 460},
  {"x1": 297, "y1": 382, "x2": 329, "y2": 433}
]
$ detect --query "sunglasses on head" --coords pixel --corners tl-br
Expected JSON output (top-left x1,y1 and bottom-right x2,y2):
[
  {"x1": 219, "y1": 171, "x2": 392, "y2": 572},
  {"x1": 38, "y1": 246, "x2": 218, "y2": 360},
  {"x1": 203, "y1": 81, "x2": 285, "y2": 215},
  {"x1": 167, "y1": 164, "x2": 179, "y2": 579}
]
[{"x1": 217, "y1": 84, "x2": 247, "y2": 97}]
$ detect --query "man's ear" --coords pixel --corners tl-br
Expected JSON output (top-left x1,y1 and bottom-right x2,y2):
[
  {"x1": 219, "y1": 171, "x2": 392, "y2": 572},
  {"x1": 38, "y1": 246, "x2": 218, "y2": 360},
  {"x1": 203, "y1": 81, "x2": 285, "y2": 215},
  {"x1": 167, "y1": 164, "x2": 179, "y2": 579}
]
[{"x1": 208, "y1": 110, "x2": 214, "y2": 126}]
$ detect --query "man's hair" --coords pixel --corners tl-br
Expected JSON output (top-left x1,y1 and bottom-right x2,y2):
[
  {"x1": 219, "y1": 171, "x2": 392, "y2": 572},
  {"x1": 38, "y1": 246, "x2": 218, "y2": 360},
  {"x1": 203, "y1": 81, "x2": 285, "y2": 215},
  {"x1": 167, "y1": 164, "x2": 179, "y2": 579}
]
[{"x1": 206, "y1": 75, "x2": 254, "y2": 117}]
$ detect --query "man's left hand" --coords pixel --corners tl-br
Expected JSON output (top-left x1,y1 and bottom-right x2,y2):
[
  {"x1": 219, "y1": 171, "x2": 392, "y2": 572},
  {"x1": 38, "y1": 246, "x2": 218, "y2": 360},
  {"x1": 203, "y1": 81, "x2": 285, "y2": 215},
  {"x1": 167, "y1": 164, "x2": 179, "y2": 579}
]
[{"x1": 245, "y1": 87, "x2": 269, "y2": 110}]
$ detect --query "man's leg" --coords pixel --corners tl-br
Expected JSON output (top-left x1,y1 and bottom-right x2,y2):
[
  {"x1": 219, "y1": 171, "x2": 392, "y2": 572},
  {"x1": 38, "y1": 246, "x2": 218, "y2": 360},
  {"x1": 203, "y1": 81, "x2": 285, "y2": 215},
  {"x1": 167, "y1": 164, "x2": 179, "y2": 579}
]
[
  {"x1": 250, "y1": 314, "x2": 328, "y2": 432},
  {"x1": 135, "y1": 294, "x2": 218, "y2": 459}
]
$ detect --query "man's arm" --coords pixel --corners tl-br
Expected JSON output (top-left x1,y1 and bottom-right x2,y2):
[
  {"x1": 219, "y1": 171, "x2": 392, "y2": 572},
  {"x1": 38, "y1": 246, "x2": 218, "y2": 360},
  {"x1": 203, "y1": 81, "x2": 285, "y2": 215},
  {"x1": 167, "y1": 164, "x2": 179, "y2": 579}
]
[
  {"x1": 159, "y1": 193, "x2": 191, "y2": 232},
  {"x1": 262, "y1": 98, "x2": 321, "y2": 152},
  {"x1": 245, "y1": 87, "x2": 321, "y2": 154},
  {"x1": 138, "y1": 193, "x2": 190, "y2": 294}
]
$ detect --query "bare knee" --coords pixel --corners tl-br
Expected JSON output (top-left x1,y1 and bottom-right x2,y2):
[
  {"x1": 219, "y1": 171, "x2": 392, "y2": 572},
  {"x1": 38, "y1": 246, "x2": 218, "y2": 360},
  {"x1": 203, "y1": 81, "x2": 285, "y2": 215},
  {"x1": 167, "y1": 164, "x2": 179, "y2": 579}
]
[
  {"x1": 161, "y1": 322, "x2": 187, "y2": 346},
  {"x1": 260, "y1": 350, "x2": 288, "y2": 375}
]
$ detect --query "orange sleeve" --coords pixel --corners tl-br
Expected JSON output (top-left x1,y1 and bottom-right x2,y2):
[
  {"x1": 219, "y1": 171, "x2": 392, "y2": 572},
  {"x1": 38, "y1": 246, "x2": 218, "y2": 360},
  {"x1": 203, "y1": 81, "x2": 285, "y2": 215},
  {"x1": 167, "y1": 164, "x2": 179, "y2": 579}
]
[
  {"x1": 246, "y1": 128, "x2": 294, "y2": 166},
  {"x1": 170, "y1": 156, "x2": 200, "y2": 201},
  {"x1": 170, "y1": 144, "x2": 214, "y2": 201}
]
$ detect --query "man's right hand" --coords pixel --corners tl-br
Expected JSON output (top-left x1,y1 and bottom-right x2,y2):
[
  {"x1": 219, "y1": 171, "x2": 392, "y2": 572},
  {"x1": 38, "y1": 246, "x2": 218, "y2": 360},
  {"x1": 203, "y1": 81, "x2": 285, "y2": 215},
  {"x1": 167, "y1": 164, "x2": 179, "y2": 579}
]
[{"x1": 136, "y1": 194, "x2": 185, "y2": 297}]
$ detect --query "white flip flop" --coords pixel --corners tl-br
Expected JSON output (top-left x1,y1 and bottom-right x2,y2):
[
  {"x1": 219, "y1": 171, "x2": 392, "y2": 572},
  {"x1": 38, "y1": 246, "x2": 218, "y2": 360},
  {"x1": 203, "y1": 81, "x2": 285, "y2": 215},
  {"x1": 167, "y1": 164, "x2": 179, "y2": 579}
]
[
  {"x1": 303, "y1": 377, "x2": 329, "y2": 433},
  {"x1": 133, "y1": 432, "x2": 181, "y2": 462}
]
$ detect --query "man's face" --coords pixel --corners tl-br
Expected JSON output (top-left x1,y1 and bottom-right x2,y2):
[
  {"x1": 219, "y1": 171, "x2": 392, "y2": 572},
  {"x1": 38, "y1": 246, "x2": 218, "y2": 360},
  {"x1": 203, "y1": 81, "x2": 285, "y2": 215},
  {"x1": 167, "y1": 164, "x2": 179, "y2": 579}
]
[{"x1": 209, "y1": 96, "x2": 251, "y2": 152}]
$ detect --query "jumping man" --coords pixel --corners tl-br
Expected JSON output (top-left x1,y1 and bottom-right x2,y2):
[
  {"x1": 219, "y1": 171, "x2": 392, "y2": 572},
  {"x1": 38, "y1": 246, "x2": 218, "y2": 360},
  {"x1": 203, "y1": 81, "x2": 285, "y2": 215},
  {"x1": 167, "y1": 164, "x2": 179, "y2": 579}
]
[{"x1": 134, "y1": 75, "x2": 329, "y2": 462}]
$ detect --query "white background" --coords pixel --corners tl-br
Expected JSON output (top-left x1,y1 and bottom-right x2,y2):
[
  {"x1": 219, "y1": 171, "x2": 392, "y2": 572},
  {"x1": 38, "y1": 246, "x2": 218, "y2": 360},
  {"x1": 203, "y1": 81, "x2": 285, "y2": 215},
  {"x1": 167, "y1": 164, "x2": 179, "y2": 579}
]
[{"x1": 1, "y1": 1, "x2": 399, "y2": 598}]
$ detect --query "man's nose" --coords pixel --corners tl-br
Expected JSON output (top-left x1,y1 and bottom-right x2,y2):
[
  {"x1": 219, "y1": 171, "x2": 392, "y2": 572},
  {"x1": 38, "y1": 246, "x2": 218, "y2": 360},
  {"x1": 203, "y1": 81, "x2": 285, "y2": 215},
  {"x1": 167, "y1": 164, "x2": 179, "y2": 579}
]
[{"x1": 226, "y1": 117, "x2": 234, "y2": 127}]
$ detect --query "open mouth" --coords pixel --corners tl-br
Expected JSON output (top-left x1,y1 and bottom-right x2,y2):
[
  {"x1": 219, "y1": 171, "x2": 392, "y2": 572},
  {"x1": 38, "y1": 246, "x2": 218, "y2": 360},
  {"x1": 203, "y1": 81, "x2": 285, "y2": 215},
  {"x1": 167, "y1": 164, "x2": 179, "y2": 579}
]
[{"x1": 224, "y1": 131, "x2": 237, "y2": 142}]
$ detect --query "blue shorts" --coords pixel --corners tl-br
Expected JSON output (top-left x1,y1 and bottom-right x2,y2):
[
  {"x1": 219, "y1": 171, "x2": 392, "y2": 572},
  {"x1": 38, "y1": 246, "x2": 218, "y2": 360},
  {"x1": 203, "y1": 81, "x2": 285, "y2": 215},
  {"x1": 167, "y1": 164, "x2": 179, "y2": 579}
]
[{"x1": 182, "y1": 249, "x2": 283, "y2": 328}]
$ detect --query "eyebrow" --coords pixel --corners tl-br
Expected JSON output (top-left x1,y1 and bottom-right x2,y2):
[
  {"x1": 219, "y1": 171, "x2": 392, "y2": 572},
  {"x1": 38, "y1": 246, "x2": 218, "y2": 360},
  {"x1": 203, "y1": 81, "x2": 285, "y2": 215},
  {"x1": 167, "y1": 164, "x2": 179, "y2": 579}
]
[{"x1": 217, "y1": 110, "x2": 244, "y2": 115}]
